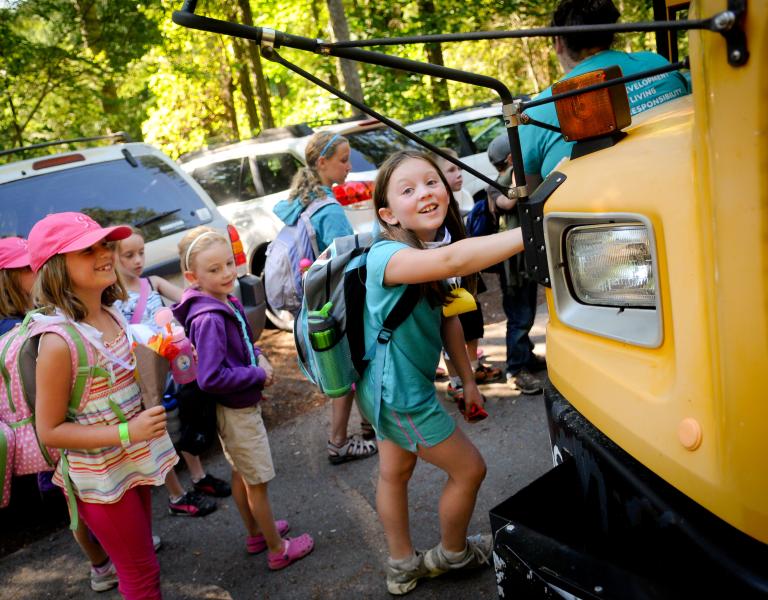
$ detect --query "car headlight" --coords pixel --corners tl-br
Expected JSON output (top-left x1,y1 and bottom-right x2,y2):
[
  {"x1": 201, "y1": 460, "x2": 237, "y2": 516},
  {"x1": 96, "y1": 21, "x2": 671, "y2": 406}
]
[{"x1": 565, "y1": 224, "x2": 655, "y2": 308}]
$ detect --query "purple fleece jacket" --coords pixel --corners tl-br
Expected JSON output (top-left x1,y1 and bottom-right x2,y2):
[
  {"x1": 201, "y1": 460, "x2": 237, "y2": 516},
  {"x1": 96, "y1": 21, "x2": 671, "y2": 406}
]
[{"x1": 172, "y1": 289, "x2": 266, "y2": 409}]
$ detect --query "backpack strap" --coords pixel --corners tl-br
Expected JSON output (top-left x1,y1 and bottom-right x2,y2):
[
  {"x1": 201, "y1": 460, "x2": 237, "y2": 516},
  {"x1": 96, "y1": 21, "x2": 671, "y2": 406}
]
[
  {"x1": 130, "y1": 278, "x2": 151, "y2": 325},
  {"x1": 47, "y1": 322, "x2": 108, "y2": 531},
  {"x1": 0, "y1": 310, "x2": 42, "y2": 414},
  {"x1": 300, "y1": 197, "x2": 337, "y2": 258},
  {"x1": 366, "y1": 285, "x2": 420, "y2": 430}
]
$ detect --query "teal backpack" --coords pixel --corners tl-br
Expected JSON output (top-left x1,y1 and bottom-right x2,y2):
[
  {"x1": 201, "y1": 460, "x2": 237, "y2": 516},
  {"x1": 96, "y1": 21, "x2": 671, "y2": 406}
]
[{"x1": 294, "y1": 233, "x2": 418, "y2": 401}]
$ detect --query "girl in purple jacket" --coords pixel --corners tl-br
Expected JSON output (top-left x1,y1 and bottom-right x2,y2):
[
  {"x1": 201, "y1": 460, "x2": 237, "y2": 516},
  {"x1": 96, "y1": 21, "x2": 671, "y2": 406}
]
[{"x1": 173, "y1": 227, "x2": 314, "y2": 570}]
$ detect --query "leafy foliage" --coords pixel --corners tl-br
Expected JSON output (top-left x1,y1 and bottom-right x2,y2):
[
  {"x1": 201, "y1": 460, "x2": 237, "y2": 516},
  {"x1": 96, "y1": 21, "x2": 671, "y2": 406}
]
[{"x1": 1, "y1": 0, "x2": 669, "y2": 162}]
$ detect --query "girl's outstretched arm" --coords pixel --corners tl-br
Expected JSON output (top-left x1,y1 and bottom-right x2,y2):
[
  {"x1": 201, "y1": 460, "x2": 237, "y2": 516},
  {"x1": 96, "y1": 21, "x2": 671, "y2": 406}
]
[
  {"x1": 383, "y1": 228, "x2": 524, "y2": 286},
  {"x1": 36, "y1": 333, "x2": 167, "y2": 449},
  {"x1": 150, "y1": 275, "x2": 183, "y2": 303}
]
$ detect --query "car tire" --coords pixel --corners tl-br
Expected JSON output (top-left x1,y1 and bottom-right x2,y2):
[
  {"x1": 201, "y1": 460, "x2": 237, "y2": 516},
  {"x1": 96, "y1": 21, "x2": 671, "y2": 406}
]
[{"x1": 265, "y1": 307, "x2": 295, "y2": 331}]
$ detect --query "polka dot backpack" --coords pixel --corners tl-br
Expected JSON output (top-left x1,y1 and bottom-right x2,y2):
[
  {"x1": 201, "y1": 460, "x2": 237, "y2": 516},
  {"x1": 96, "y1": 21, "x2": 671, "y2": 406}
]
[{"x1": 0, "y1": 311, "x2": 104, "y2": 508}]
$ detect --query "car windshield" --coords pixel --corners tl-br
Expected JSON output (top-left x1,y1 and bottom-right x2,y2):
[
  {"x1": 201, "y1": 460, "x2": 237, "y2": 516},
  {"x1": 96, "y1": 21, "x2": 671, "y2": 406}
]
[
  {"x1": 0, "y1": 155, "x2": 212, "y2": 242},
  {"x1": 344, "y1": 128, "x2": 420, "y2": 172}
]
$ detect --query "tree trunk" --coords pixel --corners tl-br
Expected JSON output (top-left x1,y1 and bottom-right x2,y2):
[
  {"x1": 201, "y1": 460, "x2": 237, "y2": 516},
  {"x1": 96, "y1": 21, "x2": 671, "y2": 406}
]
[
  {"x1": 237, "y1": 0, "x2": 275, "y2": 129},
  {"x1": 326, "y1": 0, "x2": 365, "y2": 113},
  {"x1": 417, "y1": 0, "x2": 451, "y2": 112},
  {"x1": 232, "y1": 38, "x2": 261, "y2": 136},
  {"x1": 218, "y1": 39, "x2": 241, "y2": 140}
]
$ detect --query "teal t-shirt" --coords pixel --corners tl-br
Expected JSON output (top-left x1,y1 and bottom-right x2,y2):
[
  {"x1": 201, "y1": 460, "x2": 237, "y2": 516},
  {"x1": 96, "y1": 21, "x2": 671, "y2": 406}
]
[
  {"x1": 358, "y1": 241, "x2": 442, "y2": 414},
  {"x1": 519, "y1": 50, "x2": 690, "y2": 178}
]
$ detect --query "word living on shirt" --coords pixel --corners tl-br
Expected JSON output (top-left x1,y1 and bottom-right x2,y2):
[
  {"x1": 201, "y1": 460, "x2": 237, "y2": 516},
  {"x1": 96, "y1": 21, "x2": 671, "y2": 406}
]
[{"x1": 627, "y1": 73, "x2": 686, "y2": 116}]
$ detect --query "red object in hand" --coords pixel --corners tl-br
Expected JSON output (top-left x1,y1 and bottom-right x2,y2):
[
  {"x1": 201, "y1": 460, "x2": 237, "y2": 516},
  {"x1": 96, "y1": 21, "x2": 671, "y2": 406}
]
[{"x1": 458, "y1": 397, "x2": 488, "y2": 423}]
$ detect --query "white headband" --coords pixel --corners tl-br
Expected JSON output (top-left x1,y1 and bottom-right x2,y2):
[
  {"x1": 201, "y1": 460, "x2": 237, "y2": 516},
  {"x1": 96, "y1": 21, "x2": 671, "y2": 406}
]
[{"x1": 184, "y1": 231, "x2": 220, "y2": 271}]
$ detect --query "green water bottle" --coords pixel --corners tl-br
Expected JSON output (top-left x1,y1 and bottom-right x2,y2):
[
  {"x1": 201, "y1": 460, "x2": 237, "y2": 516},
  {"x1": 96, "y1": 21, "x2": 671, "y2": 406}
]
[{"x1": 308, "y1": 302, "x2": 352, "y2": 398}]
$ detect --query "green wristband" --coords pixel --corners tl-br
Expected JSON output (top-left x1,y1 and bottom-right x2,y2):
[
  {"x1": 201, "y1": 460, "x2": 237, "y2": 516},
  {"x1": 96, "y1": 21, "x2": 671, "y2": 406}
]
[{"x1": 118, "y1": 422, "x2": 131, "y2": 448}]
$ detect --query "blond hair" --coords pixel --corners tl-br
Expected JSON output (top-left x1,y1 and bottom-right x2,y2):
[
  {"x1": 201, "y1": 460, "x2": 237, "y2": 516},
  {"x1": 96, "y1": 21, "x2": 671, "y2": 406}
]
[
  {"x1": 178, "y1": 226, "x2": 229, "y2": 272},
  {"x1": 288, "y1": 131, "x2": 348, "y2": 207},
  {"x1": 116, "y1": 226, "x2": 144, "y2": 252},
  {"x1": 0, "y1": 269, "x2": 32, "y2": 318},
  {"x1": 33, "y1": 254, "x2": 127, "y2": 321}
]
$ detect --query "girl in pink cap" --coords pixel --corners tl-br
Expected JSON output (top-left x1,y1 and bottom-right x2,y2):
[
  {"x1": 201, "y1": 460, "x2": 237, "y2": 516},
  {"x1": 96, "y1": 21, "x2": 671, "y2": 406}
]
[
  {"x1": 28, "y1": 212, "x2": 178, "y2": 600},
  {"x1": 0, "y1": 237, "x2": 36, "y2": 336}
]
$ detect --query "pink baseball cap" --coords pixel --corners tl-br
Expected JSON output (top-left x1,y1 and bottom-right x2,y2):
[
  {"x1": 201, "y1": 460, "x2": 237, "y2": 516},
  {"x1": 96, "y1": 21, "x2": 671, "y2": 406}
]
[
  {"x1": 0, "y1": 237, "x2": 31, "y2": 269},
  {"x1": 28, "y1": 212, "x2": 132, "y2": 272}
]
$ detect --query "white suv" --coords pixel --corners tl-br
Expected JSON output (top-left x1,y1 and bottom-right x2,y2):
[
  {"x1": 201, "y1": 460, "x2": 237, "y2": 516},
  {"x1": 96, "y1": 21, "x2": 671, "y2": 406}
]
[
  {"x1": 406, "y1": 102, "x2": 516, "y2": 202},
  {"x1": 0, "y1": 135, "x2": 267, "y2": 337},
  {"x1": 179, "y1": 119, "x2": 419, "y2": 279}
]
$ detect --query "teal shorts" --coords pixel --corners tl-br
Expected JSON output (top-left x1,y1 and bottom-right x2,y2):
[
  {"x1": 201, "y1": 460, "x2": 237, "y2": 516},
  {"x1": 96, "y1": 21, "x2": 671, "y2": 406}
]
[{"x1": 357, "y1": 395, "x2": 456, "y2": 453}]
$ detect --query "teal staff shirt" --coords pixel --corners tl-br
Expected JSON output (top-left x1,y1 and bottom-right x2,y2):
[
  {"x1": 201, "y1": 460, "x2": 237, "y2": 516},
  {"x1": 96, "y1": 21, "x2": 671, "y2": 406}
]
[
  {"x1": 358, "y1": 241, "x2": 442, "y2": 413},
  {"x1": 519, "y1": 50, "x2": 690, "y2": 178}
]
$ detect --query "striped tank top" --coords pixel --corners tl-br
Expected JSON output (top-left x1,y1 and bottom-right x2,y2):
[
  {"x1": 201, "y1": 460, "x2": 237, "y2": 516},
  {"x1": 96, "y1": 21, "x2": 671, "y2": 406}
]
[{"x1": 52, "y1": 325, "x2": 178, "y2": 503}]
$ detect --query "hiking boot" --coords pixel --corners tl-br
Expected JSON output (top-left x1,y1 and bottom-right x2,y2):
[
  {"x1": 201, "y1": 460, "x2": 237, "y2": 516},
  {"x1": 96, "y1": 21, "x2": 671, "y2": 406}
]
[
  {"x1": 506, "y1": 367, "x2": 543, "y2": 395},
  {"x1": 385, "y1": 551, "x2": 432, "y2": 595},
  {"x1": 168, "y1": 490, "x2": 217, "y2": 517},
  {"x1": 90, "y1": 560, "x2": 118, "y2": 592},
  {"x1": 193, "y1": 473, "x2": 232, "y2": 497},
  {"x1": 474, "y1": 363, "x2": 502, "y2": 383},
  {"x1": 423, "y1": 534, "x2": 493, "y2": 576},
  {"x1": 526, "y1": 354, "x2": 547, "y2": 373},
  {"x1": 446, "y1": 383, "x2": 464, "y2": 402}
]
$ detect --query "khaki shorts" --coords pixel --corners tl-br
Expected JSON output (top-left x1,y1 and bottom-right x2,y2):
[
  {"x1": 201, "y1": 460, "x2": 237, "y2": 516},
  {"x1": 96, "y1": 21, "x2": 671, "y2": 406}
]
[{"x1": 216, "y1": 403, "x2": 275, "y2": 485}]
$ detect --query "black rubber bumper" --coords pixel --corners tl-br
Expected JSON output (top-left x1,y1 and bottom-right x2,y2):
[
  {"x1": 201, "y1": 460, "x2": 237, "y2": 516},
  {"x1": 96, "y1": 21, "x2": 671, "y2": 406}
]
[{"x1": 489, "y1": 382, "x2": 768, "y2": 599}]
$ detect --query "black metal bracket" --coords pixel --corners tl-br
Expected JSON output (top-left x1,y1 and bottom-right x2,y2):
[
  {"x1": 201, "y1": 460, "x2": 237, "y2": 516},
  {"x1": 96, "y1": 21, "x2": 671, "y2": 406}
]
[
  {"x1": 519, "y1": 171, "x2": 566, "y2": 287},
  {"x1": 719, "y1": 0, "x2": 749, "y2": 66}
]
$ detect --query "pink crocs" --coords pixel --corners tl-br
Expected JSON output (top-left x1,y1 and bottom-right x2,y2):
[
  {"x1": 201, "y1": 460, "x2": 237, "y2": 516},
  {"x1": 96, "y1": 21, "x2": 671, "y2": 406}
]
[
  {"x1": 246, "y1": 520, "x2": 291, "y2": 554},
  {"x1": 267, "y1": 534, "x2": 315, "y2": 570}
]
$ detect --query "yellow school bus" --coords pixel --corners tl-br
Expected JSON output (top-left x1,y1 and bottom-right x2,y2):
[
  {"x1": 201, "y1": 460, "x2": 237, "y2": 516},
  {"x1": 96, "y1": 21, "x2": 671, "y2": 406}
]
[{"x1": 490, "y1": 0, "x2": 768, "y2": 597}]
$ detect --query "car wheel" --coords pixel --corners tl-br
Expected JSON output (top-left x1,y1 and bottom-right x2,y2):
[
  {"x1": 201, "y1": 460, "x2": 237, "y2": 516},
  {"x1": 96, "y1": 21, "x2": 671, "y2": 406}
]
[
  {"x1": 265, "y1": 307, "x2": 295, "y2": 331},
  {"x1": 251, "y1": 245, "x2": 295, "y2": 332}
]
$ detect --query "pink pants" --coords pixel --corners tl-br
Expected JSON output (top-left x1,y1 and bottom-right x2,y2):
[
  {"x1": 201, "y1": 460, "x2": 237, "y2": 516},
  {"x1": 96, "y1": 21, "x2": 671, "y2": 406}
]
[{"x1": 76, "y1": 486, "x2": 161, "y2": 599}]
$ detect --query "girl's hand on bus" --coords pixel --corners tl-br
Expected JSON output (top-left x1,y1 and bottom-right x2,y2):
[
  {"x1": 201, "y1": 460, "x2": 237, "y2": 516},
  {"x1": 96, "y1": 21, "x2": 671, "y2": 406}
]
[{"x1": 128, "y1": 406, "x2": 167, "y2": 442}]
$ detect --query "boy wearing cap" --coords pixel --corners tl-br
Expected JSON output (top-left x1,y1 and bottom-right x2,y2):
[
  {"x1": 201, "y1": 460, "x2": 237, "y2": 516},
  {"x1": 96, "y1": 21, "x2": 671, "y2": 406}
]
[{"x1": 485, "y1": 136, "x2": 545, "y2": 395}]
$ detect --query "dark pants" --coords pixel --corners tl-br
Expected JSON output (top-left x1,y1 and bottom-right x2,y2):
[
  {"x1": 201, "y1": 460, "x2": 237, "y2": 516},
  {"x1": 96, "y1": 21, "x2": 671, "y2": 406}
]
[{"x1": 501, "y1": 278, "x2": 538, "y2": 374}]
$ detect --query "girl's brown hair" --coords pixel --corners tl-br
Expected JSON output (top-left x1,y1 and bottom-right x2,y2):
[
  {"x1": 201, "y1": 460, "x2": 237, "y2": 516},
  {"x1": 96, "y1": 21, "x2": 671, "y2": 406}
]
[
  {"x1": 0, "y1": 269, "x2": 32, "y2": 318},
  {"x1": 178, "y1": 226, "x2": 230, "y2": 272},
  {"x1": 373, "y1": 150, "x2": 476, "y2": 306},
  {"x1": 288, "y1": 131, "x2": 348, "y2": 207},
  {"x1": 33, "y1": 253, "x2": 127, "y2": 321},
  {"x1": 116, "y1": 226, "x2": 143, "y2": 252}
]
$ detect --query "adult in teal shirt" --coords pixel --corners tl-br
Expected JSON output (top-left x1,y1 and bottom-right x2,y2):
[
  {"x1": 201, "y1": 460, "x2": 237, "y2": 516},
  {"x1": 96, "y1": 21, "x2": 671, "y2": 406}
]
[{"x1": 519, "y1": 0, "x2": 690, "y2": 187}]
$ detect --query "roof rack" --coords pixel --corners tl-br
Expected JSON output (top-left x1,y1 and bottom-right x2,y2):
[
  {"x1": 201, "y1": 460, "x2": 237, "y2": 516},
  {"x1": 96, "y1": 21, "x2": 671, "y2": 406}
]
[
  {"x1": 404, "y1": 99, "x2": 520, "y2": 126},
  {"x1": 0, "y1": 132, "x2": 132, "y2": 159},
  {"x1": 177, "y1": 123, "x2": 314, "y2": 162}
]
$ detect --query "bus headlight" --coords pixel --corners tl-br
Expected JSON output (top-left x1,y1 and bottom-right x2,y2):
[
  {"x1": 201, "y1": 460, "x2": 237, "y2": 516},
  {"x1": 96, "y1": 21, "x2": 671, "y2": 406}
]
[{"x1": 565, "y1": 224, "x2": 656, "y2": 308}]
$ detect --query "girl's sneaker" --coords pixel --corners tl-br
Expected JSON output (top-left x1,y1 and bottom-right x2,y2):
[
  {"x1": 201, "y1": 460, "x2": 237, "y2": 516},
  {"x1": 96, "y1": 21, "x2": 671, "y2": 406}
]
[
  {"x1": 385, "y1": 551, "x2": 432, "y2": 595},
  {"x1": 193, "y1": 473, "x2": 232, "y2": 497},
  {"x1": 90, "y1": 559, "x2": 118, "y2": 592},
  {"x1": 168, "y1": 490, "x2": 216, "y2": 517},
  {"x1": 246, "y1": 520, "x2": 291, "y2": 554},
  {"x1": 423, "y1": 534, "x2": 493, "y2": 576},
  {"x1": 267, "y1": 534, "x2": 315, "y2": 570}
]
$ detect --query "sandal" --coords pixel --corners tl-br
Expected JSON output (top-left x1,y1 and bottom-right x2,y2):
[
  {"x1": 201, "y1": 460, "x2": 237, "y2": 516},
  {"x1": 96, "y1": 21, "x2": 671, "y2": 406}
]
[
  {"x1": 246, "y1": 520, "x2": 291, "y2": 554},
  {"x1": 474, "y1": 363, "x2": 503, "y2": 384},
  {"x1": 360, "y1": 420, "x2": 376, "y2": 440},
  {"x1": 267, "y1": 534, "x2": 315, "y2": 570},
  {"x1": 327, "y1": 435, "x2": 378, "y2": 465}
]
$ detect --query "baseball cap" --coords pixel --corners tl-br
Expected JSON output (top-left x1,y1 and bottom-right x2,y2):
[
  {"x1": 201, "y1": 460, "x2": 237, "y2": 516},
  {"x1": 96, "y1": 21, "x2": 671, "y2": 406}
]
[
  {"x1": 487, "y1": 134, "x2": 511, "y2": 167},
  {"x1": 0, "y1": 237, "x2": 31, "y2": 269},
  {"x1": 28, "y1": 212, "x2": 132, "y2": 272}
]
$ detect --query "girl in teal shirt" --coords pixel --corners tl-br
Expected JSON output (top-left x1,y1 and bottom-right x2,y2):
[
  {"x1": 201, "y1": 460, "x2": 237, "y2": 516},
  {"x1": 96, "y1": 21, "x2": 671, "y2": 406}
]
[{"x1": 358, "y1": 150, "x2": 526, "y2": 594}]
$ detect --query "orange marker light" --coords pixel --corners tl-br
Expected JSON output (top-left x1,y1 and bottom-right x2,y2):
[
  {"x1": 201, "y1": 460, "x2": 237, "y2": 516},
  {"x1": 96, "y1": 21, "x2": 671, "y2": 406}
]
[{"x1": 553, "y1": 66, "x2": 631, "y2": 142}]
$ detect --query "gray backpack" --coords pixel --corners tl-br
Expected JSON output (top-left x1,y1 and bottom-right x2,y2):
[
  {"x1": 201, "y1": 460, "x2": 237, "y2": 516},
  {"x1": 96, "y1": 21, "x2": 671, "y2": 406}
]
[{"x1": 263, "y1": 198, "x2": 335, "y2": 314}]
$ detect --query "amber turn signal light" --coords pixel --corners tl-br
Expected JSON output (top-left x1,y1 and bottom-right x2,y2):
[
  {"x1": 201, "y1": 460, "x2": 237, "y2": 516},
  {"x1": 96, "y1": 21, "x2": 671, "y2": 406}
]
[{"x1": 553, "y1": 66, "x2": 631, "y2": 142}]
